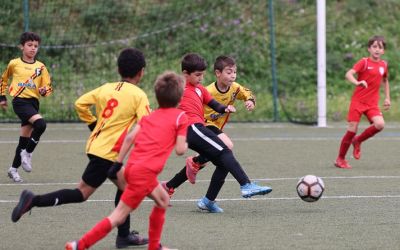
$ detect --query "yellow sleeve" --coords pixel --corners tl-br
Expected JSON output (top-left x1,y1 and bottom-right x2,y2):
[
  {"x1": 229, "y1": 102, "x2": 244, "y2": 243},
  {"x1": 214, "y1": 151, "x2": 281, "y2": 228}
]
[
  {"x1": 236, "y1": 83, "x2": 256, "y2": 105},
  {"x1": 74, "y1": 87, "x2": 100, "y2": 125},
  {"x1": 0, "y1": 61, "x2": 13, "y2": 96},
  {"x1": 40, "y1": 66, "x2": 53, "y2": 97}
]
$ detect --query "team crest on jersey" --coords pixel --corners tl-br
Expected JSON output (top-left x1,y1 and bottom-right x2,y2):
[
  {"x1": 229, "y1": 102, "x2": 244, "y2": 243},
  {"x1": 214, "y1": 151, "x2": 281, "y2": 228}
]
[
  {"x1": 195, "y1": 88, "x2": 202, "y2": 97},
  {"x1": 379, "y1": 67, "x2": 384, "y2": 76},
  {"x1": 35, "y1": 68, "x2": 42, "y2": 77}
]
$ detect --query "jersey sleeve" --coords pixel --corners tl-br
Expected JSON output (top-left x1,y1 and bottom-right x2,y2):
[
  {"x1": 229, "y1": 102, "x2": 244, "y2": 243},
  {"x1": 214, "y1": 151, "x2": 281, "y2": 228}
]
[
  {"x1": 135, "y1": 93, "x2": 151, "y2": 121},
  {"x1": 352, "y1": 58, "x2": 367, "y2": 73},
  {"x1": 40, "y1": 65, "x2": 53, "y2": 97},
  {"x1": 236, "y1": 83, "x2": 256, "y2": 104},
  {"x1": 176, "y1": 112, "x2": 188, "y2": 136},
  {"x1": 74, "y1": 87, "x2": 100, "y2": 125},
  {"x1": 0, "y1": 61, "x2": 13, "y2": 96}
]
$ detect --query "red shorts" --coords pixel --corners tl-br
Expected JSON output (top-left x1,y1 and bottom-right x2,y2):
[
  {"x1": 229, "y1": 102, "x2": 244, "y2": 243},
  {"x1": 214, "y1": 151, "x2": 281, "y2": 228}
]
[
  {"x1": 347, "y1": 101, "x2": 382, "y2": 123},
  {"x1": 121, "y1": 164, "x2": 158, "y2": 209}
]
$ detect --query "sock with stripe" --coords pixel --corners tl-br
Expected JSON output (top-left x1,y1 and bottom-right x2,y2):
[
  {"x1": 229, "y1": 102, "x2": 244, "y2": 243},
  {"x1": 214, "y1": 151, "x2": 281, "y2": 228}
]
[
  {"x1": 12, "y1": 136, "x2": 30, "y2": 168},
  {"x1": 32, "y1": 189, "x2": 84, "y2": 207}
]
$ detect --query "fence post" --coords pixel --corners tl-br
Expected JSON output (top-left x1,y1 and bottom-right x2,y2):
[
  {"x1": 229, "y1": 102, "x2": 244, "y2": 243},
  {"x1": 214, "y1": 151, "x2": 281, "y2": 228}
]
[
  {"x1": 268, "y1": 0, "x2": 279, "y2": 122},
  {"x1": 23, "y1": 0, "x2": 29, "y2": 31}
]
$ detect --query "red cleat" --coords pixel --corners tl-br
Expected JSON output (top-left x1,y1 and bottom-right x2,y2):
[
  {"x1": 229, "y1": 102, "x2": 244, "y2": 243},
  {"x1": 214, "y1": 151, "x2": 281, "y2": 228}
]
[
  {"x1": 334, "y1": 158, "x2": 352, "y2": 169},
  {"x1": 352, "y1": 138, "x2": 361, "y2": 160},
  {"x1": 186, "y1": 156, "x2": 202, "y2": 184}
]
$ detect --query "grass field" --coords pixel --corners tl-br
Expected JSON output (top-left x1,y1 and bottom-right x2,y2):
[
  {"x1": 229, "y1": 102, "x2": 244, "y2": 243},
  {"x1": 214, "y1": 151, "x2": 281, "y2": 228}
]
[{"x1": 1, "y1": 122, "x2": 400, "y2": 250}]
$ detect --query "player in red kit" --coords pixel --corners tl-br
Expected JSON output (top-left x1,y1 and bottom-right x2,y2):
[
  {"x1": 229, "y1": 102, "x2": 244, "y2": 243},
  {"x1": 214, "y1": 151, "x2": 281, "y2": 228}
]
[
  {"x1": 335, "y1": 35, "x2": 391, "y2": 169},
  {"x1": 65, "y1": 71, "x2": 188, "y2": 250}
]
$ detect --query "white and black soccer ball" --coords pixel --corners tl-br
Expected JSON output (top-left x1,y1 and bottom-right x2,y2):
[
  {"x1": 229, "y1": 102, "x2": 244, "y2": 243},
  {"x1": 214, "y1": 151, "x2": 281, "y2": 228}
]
[{"x1": 296, "y1": 175, "x2": 325, "y2": 202}]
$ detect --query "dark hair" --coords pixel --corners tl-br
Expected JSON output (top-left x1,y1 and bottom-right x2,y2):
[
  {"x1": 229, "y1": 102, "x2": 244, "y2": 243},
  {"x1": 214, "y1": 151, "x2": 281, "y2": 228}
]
[
  {"x1": 154, "y1": 71, "x2": 184, "y2": 108},
  {"x1": 214, "y1": 55, "x2": 236, "y2": 72},
  {"x1": 181, "y1": 53, "x2": 207, "y2": 73},
  {"x1": 368, "y1": 35, "x2": 386, "y2": 49},
  {"x1": 20, "y1": 32, "x2": 41, "y2": 45},
  {"x1": 117, "y1": 48, "x2": 146, "y2": 78}
]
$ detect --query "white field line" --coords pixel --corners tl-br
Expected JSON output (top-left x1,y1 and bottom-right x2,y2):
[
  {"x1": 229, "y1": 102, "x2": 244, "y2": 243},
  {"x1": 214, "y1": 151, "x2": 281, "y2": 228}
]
[
  {"x1": 1, "y1": 175, "x2": 399, "y2": 187},
  {"x1": 2, "y1": 195, "x2": 400, "y2": 204},
  {"x1": 3, "y1": 136, "x2": 400, "y2": 144}
]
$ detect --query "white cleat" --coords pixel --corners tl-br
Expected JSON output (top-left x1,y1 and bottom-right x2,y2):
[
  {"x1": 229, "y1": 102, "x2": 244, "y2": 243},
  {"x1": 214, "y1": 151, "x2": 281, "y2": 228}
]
[
  {"x1": 8, "y1": 167, "x2": 23, "y2": 183},
  {"x1": 20, "y1": 149, "x2": 32, "y2": 172}
]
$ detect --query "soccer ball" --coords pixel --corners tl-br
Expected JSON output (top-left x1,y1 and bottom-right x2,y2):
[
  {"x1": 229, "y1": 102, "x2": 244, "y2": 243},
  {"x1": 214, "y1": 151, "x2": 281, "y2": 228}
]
[{"x1": 296, "y1": 175, "x2": 325, "y2": 202}]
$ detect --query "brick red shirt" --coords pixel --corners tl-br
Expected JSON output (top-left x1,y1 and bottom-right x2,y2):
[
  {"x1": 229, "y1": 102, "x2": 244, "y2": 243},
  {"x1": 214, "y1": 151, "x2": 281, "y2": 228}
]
[
  {"x1": 126, "y1": 108, "x2": 188, "y2": 174},
  {"x1": 178, "y1": 81, "x2": 213, "y2": 125},
  {"x1": 351, "y1": 57, "x2": 388, "y2": 106}
]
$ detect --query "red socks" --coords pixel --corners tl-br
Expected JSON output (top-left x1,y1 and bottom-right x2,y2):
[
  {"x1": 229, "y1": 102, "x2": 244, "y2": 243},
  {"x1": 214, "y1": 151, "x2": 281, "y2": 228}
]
[
  {"x1": 148, "y1": 206, "x2": 166, "y2": 250},
  {"x1": 338, "y1": 131, "x2": 356, "y2": 159},
  {"x1": 356, "y1": 125, "x2": 381, "y2": 143},
  {"x1": 79, "y1": 217, "x2": 112, "y2": 250}
]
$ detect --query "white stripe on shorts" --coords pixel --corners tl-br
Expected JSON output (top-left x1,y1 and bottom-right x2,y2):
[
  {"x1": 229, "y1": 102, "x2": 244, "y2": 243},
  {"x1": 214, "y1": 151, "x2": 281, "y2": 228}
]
[{"x1": 191, "y1": 124, "x2": 224, "y2": 151}]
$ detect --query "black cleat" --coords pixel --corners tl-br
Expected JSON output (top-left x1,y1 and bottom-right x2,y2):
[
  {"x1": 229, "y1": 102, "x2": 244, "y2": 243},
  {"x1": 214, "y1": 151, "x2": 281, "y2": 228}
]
[
  {"x1": 116, "y1": 230, "x2": 148, "y2": 248},
  {"x1": 11, "y1": 190, "x2": 34, "y2": 222}
]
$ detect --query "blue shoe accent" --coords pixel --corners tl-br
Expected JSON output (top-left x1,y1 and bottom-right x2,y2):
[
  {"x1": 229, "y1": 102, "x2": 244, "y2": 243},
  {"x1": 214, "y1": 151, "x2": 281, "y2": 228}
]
[
  {"x1": 197, "y1": 196, "x2": 223, "y2": 213},
  {"x1": 240, "y1": 182, "x2": 272, "y2": 198}
]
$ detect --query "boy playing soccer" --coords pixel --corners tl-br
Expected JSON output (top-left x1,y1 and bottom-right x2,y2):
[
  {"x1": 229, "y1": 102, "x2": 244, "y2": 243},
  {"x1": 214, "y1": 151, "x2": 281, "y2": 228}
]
[
  {"x1": 65, "y1": 71, "x2": 188, "y2": 250},
  {"x1": 0, "y1": 32, "x2": 53, "y2": 182},
  {"x1": 163, "y1": 53, "x2": 271, "y2": 213},
  {"x1": 335, "y1": 35, "x2": 391, "y2": 169},
  {"x1": 11, "y1": 48, "x2": 149, "y2": 248}
]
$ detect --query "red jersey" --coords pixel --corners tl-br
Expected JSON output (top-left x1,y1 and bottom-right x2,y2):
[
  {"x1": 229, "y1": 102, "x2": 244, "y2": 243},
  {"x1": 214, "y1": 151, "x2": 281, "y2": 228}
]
[
  {"x1": 178, "y1": 82, "x2": 213, "y2": 125},
  {"x1": 126, "y1": 108, "x2": 188, "y2": 174},
  {"x1": 351, "y1": 57, "x2": 388, "y2": 106}
]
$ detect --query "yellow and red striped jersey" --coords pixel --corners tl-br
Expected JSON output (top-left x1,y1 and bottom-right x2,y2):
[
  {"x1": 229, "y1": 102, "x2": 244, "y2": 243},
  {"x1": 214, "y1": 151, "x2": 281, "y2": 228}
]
[
  {"x1": 0, "y1": 58, "x2": 52, "y2": 99},
  {"x1": 75, "y1": 81, "x2": 151, "y2": 161},
  {"x1": 204, "y1": 81, "x2": 255, "y2": 130}
]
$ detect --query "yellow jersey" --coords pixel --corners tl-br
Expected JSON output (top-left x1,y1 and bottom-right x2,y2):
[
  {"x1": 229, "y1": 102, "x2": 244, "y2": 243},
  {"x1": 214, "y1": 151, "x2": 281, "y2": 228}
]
[
  {"x1": 75, "y1": 81, "x2": 151, "y2": 161},
  {"x1": 204, "y1": 81, "x2": 255, "y2": 130},
  {"x1": 0, "y1": 58, "x2": 52, "y2": 99}
]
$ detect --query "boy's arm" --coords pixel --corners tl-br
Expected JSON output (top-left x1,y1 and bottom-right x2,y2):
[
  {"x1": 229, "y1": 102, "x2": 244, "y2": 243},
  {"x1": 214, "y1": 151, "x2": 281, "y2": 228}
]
[
  {"x1": 0, "y1": 63, "x2": 12, "y2": 110},
  {"x1": 108, "y1": 124, "x2": 140, "y2": 179},
  {"x1": 207, "y1": 99, "x2": 236, "y2": 113},
  {"x1": 175, "y1": 135, "x2": 188, "y2": 155},
  {"x1": 345, "y1": 69, "x2": 368, "y2": 88},
  {"x1": 382, "y1": 76, "x2": 390, "y2": 110},
  {"x1": 74, "y1": 88, "x2": 100, "y2": 128},
  {"x1": 38, "y1": 66, "x2": 53, "y2": 97}
]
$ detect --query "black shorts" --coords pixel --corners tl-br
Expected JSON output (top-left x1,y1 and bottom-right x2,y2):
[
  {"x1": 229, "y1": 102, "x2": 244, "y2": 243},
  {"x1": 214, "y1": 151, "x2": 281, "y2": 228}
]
[
  {"x1": 187, "y1": 123, "x2": 229, "y2": 160},
  {"x1": 206, "y1": 125, "x2": 223, "y2": 135},
  {"x1": 12, "y1": 97, "x2": 39, "y2": 126},
  {"x1": 82, "y1": 154, "x2": 114, "y2": 188}
]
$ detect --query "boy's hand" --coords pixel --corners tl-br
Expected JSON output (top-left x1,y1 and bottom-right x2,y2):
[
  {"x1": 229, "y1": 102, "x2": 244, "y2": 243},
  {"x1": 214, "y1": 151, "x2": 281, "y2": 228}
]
[
  {"x1": 244, "y1": 100, "x2": 255, "y2": 111},
  {"x1": 0, "y1": 101, "x2": 7, "y2": 111},
  {"x1": 225, "y1": 105, "x2": 236, "y2": 113},
  {"x1": 383, "y1": 98, "x2": 391, "y2": 110},
  {"x1": 38, "y1": 87, "x2": 47, "y2": 96},
  {"x1": 357, "y1": 80, "x2": 368, "y2": 88}
]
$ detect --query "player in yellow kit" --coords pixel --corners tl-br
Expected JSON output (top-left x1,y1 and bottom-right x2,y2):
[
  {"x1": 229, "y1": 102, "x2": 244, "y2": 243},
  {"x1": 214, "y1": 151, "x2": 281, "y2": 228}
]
[
  {"x1": 11, "y1": 48, "x2": 149, "y2": 248},
  {"x1": 0, "y1": 32, "x2": 53, "y2": 182}
]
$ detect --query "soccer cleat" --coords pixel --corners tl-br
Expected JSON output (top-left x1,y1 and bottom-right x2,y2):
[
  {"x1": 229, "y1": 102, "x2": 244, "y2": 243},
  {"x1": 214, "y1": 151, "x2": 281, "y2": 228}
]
[
  {"x1": 334, "y1": 158, "x2": 352, "y2": 169},
  {"x1": 161, "y1": 181, "x2": 175, "y2": 198},
  {"x1": 240, "y1": 182, "x2": 273, "y2": 198},
  {"x1": 185, "y1": 156, "x2": 202, "y2": 184},
  {"x1": 20, "y1": 149, "x2": 32, "y2": 172},
  {"x1": 11, "y1": 190, "x2": 34, "y2": 222},
  {"x1": 197, "y1": 196, "x2": 223, "y2": 213},
  {"x1": 7, "y1": 167, "x2": 23, "y2": 183},
  {"x1": 352, "y1": 138, "x2": 361, "y2": 160},
  {"x1": 65, "y1": 241, "x2": 80, "y2": 250},
  {"x1": 116, "y1": 230, "x2": 148, "y2": 248}
]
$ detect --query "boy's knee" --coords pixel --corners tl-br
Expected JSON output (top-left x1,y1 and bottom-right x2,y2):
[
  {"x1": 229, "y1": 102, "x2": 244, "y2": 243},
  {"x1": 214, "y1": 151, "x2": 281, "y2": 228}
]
[
  {"x1": 33, "y1": 119, "x2": 46, "y2": 134},
  {"x1": 374, "y1": 121, "x2": 385, "y2": 130}
]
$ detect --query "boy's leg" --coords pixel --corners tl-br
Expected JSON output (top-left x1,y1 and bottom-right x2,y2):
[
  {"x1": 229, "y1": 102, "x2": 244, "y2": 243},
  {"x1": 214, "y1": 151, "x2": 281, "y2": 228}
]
[
  {"x1": 148, "y1": 206, "x2": 166, "y2": 250},
  {"x1": 114, "y1": 189, "x2": 148, "y2": 248},
  {"x1": 352, "y1": 116, "x2": 383, "y2": 160},
  {"x1": 25, "y1": 118, "x2": 46, "y2": 153},
  {"x1": 8, "y1": 136, "x2": 30, "y2": 182},
  {"x1": 335, "y1": 130, "x2": 355, "y2": 169}
]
